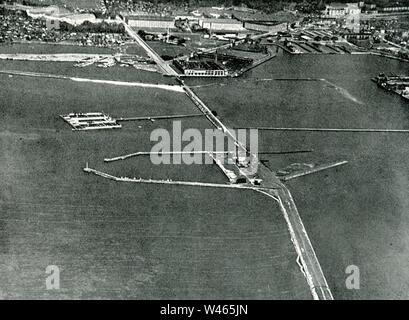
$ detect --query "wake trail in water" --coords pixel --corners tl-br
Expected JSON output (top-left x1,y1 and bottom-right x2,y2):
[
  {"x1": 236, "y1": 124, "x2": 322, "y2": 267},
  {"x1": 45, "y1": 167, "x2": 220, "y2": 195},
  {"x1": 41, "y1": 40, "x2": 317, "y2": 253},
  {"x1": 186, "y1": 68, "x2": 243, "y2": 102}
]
[
  {"x1": 190, "y1": 82, "x2": 226, "y2": 89},
  {"x1": 320, "y1": 79, "x2": 364, "y2": 105},
  {"x1": 243, "y1": 77, "x2": 364, "y2": 105},
  {"x1": 176, "y1": 77, "x2": 363, "y2": 105}
]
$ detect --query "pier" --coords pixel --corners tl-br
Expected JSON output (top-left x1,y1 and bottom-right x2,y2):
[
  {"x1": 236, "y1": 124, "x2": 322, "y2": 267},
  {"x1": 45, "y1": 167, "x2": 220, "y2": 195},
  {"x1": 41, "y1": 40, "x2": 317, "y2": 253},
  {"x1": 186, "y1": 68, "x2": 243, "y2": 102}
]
[
  {"x1": 255, "y1": 166, "x2": 334, "y2": 300},
  {"x1": 207, "y1": 153, "x2": 238, "y2": 183},
  {"x1": 0, "y1": 69, "x2": 184, "y2": 92},
  {"x1": 60, "y1": 112, "x2": 122, "y2": 131},
  {"x1": 80, "y1": 33, "x2": 336, "y2": 300},
  {"x1": 260, "y1": 149, "x2": 314, "y2": 155},
  {"x1": 268, "y1": 43, "x2": 296, "y2": 54},
  {"x1": 237, "y1": 127, "x2": 409, "y2": 133},
  {"x1": 60, "y1": 112, "x2": 203, "y2": 131},
  {"x1": 178, "y1": 79, "x2": 334, "y2": 300},
  {"x1": 83, "y1": 165, "x2": 277, "y2": 192},
  {"x1": 120, "y1": 18, "x2": 179, "y2": 76},
  {"x1": 117, "y1": 114, "x2": 203, "y2": 122},
  {"x1": 104, "y1": 151, "x2": 231, "y2": 163},
  {"x1": 277, "y1": 161, "x2": 349, "y2": 182},
  {"x1": 234, "y1": 52, "x2": 276, "y2": 77},
  {"x1": 104, "y1": 149, "x2": 312, "y2": 163}
]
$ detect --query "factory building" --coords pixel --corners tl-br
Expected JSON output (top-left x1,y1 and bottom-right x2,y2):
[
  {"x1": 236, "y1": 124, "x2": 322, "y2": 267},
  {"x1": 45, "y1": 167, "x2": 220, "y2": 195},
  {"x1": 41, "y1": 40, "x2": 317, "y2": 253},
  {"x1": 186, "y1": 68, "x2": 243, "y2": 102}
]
[
  {"x1": 26, "y1": 6, "x2": 98, "y2": 26},
  {"x1": 324, "y1": 3, "x2": 348, "y2": 17},
  {"x1": 199, "y1": 18, "x2": 245, "y2": 32},
  {"x1": 324, "y1": 3, "x2": 361, "y2": 18},
  {"x1": 173, "y1": 60, "x2": 228, "y2": 77},
  {"x1": 127, "y1": 16, "x2": 176, "y2": 30},
  {"x1": 380, "y1": 6, "x2": 409, "y2": 12},
  {"x1": 174, "y1": 15, "x2": 200, "y2": 23},
  {"x1": 243, "y1": 21, "x2": 287, "y2": 33}
]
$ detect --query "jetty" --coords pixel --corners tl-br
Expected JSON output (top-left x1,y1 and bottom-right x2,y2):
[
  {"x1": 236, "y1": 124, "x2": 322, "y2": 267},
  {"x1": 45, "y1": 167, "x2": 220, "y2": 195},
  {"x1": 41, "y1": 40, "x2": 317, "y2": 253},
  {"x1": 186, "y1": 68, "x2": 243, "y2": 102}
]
[
  {"x1": 116, "y1": 114, "x2": 203, "y2": 122},
  {"x1": 83, "y1": 165, "x2": 277, "y2": 192},
  {"x1": 237, "y1": 127, "x2": 409, "y2": 133},
  {"x1": 60, "y1": 112, "x2": 121, "y2": 131},
  {"x1": 104, "y1": 151, "x2": 231, "y2": 163},
  {"x1": 277, "y1": 161, "x2": 349, "y2": 182},
  {"x1": 234, "y1": 52, "x2": 276, "y2": 77},
  {"x1": 80, "y1": 32, "x2": 339, "y2": 300},
  {"x1": 178, "y1": 79, "x2": 335, "y2": 300}
]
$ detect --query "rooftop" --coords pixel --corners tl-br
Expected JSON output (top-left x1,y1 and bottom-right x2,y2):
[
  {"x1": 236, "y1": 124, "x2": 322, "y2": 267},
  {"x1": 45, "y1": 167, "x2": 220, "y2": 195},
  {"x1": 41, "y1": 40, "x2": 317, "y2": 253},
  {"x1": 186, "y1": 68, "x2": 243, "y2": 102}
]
[{"x1": 327, "y1": 3, "x2": 348, "y2": 8}]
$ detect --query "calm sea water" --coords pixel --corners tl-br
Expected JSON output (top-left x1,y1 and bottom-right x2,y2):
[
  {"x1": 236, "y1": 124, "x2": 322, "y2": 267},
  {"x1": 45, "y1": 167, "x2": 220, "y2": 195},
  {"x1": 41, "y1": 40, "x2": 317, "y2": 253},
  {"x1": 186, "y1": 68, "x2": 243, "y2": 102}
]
[
  {"x1": 1, "y1": 50, "x2": 408, "y2": 299},
  {"x1": 190, "y1": 53, "x2": 409, "y2": 299},
  {"x1": 0, "y1": 57, "x2": 310, "y2": 299}
]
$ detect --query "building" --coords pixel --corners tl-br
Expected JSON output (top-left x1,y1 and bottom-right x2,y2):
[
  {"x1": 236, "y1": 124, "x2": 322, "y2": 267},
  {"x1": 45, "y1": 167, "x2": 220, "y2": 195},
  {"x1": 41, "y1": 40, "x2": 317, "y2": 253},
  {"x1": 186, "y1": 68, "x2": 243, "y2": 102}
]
[
  {"x1": 379, "y1": 6, "x2": 409, "y2": 12},
  {"x1": 325, "y1": 3, "x2": 348, "y2": 17},
  {"x1": 26, "y1": 6, "x2": 98, "y2": 26},
  {"x1": 342, "y1": 31, "x2": 371, "y2": 40},
  {"x1": 244, "y1": 21, "x2": 287, "y2": 33},
  {"x1": 324, "y1": 3, "x2": 361, "y2": 18},
  {"x1": 173, "y1": 59, "x2": 228, "y2": 77},
  {"x1": 347, "y1": 3, "x2": 362, "y2": 15},
  {"x1": 199, "y1": 18, "x2": 245, "y2": 32},
  {"x1": 127, "y1": 16, "x2": 176, "y2": 30},
  {"x1": 345, "y1": 3, "x2": 361, "y2": 32},
  {"x1": 174, "y1": 15, "x2": 200, "y2": 23}
]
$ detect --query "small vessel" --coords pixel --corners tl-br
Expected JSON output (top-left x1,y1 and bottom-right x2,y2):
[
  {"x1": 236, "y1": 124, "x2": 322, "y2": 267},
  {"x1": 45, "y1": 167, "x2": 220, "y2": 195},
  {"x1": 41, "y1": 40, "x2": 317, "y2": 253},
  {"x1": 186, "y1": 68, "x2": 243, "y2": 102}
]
[{"x1": 401, "y1": 88, "x2": 409, "y2": 100}]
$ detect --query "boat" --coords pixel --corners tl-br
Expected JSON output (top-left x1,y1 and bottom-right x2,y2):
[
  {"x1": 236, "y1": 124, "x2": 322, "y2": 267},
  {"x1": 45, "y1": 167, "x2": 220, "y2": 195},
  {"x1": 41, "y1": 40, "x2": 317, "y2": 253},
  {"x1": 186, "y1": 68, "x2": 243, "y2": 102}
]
[{"x1": 401, "y1": 88, "x2": 409, "y2": 100}]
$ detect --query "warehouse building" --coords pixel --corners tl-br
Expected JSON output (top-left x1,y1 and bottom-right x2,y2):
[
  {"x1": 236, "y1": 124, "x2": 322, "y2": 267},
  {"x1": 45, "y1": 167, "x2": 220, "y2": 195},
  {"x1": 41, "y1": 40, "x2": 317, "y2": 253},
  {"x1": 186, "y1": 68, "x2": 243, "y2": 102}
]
[
  {"x1": 244, "y1": 21, "x2": 288, "y2": 33},
  {"x1": 127, "y1": 16, "x2": 176, "y2": 30},
  {"x1": 173, "y1": 59, "x2": 228, "y2": 77},
  {"x1": 199, "y1": 18, "x2": 245, "y2": 32}
]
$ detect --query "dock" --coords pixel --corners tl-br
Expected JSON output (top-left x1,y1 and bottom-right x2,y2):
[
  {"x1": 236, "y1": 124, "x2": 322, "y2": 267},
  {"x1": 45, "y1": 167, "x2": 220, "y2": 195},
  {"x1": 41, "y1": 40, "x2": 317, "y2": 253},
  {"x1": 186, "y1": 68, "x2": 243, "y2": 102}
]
[
  {"x1": 120, "y1": 18, "x2": 179, "y2": 76},
  {"x1": 277, "y1": 161, "x2": 349, "y2": 182},
  {"x1": 104, "y1": 151, "x2": 231, "y2": 163},
  {"x1": 60, "y1": 112, "x2": 122, "y2": 131},
  {"x1": 83, "y1": 165, "x2": 277, "y2": 192},
  {"x1": 372, "y1": 73, "x2": 409, "y2": 101},
  {"x1": 60, "y1": 112, "x2": 203, "y2": 132},
  {"x1": 104, "y1": 149, "x2": 312, "y2": 163},
  {"x1": 80, "y1": 34, "x2": 336, "y2": 300},
  {"x1": 236, "y1": 127, "x2": 409, "y2": 133},
  {"x1": 178, "y1": 79, "x2": 334, "y2": 300},
  {"x1": 117, "y1": 114, "x2": 203, "y2": 122},
  {"x1": 234, "y1": 52, "x2": 276, "y2": 77},
  {"x1": 207, "y1": 153, "x2": 238, "y2": 184}
]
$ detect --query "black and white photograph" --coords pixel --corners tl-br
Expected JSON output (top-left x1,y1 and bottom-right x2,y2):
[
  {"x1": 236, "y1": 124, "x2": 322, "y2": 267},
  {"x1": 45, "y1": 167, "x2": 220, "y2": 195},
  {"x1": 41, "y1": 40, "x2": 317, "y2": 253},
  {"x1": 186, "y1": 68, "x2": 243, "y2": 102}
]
[{"x1": 1, "y1": 0, "x2": 409, "y2": 306}]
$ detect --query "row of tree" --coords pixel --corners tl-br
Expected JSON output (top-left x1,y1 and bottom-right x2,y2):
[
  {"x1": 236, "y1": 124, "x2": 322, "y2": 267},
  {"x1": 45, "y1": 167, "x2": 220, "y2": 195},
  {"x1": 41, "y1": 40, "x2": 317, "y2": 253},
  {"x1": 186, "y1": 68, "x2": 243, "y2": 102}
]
[{"x1": 59, "y1": 21, "x2": 125, "y2": 34}]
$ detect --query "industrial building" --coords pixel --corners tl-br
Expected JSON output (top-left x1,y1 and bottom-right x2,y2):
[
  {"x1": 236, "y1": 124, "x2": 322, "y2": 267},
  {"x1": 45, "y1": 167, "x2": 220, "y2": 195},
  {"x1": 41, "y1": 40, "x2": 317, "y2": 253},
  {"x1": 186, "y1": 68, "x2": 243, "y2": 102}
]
[
  {"x1": 199, "y1": 18, "x2": 245, "y2": 32},
  {"x1": 26, "y1": 6, "x2": 98, "y2": 26},
  {"x1": 60, "y1": 112, "x2": 121, "y2": 131},
  {"x1": 126, "y1": 16, "x2": 176, "y2": 30},
  {"x1": 173, "y1": 51, "x2": 253, "y2": 77},
  {"x1": 243, "y1": 21, "x2": 287, "y2": 33},
  {"x1": 324, "y1": 3, "x2": 361, "y2": 18},
  {"x1": 173, "y1": 59, "x2": 228, "y2": 77},
  {"x1": 379, "y1": 6, "x2": 409, "y2": 12}
]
